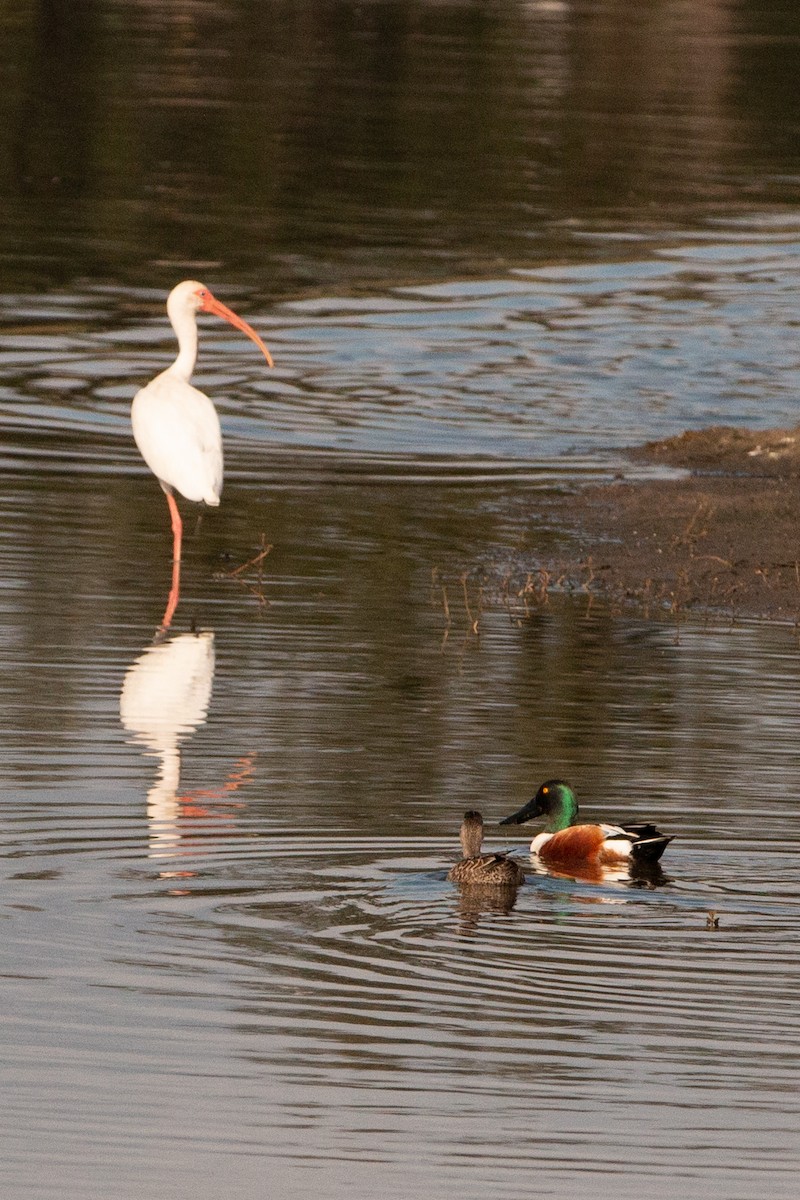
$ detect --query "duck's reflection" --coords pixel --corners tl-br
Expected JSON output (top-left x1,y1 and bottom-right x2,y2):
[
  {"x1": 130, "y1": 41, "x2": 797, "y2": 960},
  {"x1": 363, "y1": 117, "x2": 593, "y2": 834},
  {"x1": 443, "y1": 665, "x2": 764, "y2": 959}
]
[
  {"x1": 451, "y1": 879, "x2": 521, "y2": 935},
  {"x1": 120, "y1": 630, "x2": 220, "y2": 859},
  {"x1": 529, "y1": 858, "x2": 668, "y2": 889}
]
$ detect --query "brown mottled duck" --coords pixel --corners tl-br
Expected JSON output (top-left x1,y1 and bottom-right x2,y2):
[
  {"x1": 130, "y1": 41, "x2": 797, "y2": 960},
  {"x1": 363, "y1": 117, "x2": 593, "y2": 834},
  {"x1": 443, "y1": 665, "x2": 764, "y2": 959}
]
[{"x1": 447, "y1": 810, "x2": 525, "y2": 886}]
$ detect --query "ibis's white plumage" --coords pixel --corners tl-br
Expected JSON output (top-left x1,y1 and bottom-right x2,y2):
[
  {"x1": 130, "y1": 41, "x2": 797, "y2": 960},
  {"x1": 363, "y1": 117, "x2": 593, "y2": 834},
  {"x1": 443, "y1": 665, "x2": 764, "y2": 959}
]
[{"x1": 132, "y1": 369, "x2": 223, "y2": 505}]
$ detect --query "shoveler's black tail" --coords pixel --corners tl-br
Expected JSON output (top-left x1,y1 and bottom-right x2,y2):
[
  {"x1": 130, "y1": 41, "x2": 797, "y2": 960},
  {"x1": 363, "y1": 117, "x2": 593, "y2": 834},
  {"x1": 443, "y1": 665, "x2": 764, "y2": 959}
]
[{"x1": 626, "y1": 827, "x2": 673, "y2": 864}]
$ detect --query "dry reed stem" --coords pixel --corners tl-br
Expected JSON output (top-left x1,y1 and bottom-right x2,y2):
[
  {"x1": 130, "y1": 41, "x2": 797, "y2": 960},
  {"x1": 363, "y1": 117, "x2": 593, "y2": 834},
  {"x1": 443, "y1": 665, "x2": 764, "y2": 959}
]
[{"x1": 460, "y1": 572, "x2": 480, "y2": 635}]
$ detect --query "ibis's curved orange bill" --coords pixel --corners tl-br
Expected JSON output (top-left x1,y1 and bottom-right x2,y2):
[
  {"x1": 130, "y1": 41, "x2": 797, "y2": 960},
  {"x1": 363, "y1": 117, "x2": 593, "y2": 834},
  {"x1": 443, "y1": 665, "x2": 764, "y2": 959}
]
[{"x1": 201, "y1": 290, "x2": 274, "y2": 368}]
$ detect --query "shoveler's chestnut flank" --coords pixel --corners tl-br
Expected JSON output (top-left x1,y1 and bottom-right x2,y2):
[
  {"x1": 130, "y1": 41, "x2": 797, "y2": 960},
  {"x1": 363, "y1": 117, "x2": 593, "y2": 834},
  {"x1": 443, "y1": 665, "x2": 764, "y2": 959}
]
[
  {"x1": 447, "y1": 811, "x2": 526, "y2": 886},
  {"x1": 499, "y1": 780, "x2": 673, "y2": 868}
]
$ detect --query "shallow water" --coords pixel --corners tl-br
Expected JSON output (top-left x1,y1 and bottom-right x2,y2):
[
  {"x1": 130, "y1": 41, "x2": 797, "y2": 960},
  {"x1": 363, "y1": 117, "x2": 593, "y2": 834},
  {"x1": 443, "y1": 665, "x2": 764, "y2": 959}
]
[
  {"x1": 3, "y1": 0, "x2": 800, "y2": 1196},
  {"x1": 4, "y1": 463, "x2": 800, "y2": 1200}
]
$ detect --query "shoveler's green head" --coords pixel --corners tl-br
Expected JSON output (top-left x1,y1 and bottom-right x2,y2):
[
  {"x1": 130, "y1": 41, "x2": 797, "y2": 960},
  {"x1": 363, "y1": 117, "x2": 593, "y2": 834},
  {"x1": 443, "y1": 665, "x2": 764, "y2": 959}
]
[{"x1": 498, "y1": 779, "x2": 578, "y2": 832}]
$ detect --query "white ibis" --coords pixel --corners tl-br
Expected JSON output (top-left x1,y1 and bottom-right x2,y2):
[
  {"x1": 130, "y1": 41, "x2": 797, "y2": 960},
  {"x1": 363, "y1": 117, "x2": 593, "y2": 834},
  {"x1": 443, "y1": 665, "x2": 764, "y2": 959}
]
[{"x1": 132, "y1": 281, "x2": 273, "y2": 630}]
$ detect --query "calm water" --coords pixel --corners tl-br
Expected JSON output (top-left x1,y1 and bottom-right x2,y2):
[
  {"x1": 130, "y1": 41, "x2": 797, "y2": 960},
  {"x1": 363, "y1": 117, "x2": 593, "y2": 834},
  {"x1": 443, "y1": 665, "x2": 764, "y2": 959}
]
[{"x1": 3, "y1": 1, "x2": 800, "y2": 1197}]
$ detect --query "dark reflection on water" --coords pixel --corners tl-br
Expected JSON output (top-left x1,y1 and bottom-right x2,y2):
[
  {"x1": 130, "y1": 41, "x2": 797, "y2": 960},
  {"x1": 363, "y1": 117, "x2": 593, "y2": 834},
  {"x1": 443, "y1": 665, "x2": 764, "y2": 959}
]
[{"x1": 1, "y1": 0, "x2": 799, "y2": 293}]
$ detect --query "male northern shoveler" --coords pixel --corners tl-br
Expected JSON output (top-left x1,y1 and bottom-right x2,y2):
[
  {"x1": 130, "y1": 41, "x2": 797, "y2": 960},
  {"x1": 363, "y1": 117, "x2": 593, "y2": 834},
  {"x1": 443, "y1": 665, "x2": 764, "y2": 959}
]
[
  {"x1": 499, "y1": 780, "x2": 673, "y2": 868},
  {"x1": 447, "y1": 810, "x2": 526, "y2": 886}
]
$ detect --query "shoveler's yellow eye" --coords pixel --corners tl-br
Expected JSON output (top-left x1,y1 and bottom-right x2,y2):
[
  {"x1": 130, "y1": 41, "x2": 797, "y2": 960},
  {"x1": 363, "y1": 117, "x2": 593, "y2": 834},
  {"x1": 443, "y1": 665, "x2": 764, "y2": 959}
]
[{"x1": 542, "y1": 786, "x2": 549, "y2": 794}]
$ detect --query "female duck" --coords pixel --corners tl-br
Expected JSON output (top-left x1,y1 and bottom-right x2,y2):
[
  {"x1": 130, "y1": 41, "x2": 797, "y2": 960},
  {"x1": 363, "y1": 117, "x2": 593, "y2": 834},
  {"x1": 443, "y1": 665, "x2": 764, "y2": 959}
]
[
  {"x1": 499, "y1": 780, "x2": 672, "y2": 868},
  {"x1": 448, "y1": 810, "x2": 525, "y2": 886}
]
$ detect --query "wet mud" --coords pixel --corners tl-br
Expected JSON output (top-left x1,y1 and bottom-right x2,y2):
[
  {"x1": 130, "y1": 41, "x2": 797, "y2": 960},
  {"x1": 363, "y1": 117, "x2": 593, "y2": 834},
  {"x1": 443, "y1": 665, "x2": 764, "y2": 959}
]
[{"x1": 513, "y1": 426, "x2": 800, "y2": 624}]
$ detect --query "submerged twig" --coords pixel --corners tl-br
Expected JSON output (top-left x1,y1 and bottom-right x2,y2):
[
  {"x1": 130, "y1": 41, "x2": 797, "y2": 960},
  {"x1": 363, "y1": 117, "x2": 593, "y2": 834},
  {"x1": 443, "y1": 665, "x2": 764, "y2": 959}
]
[
  {"x1": 224, "y1": 537, "x2": 273, "y2": 578},
  {"x1": 217, "y1": 534, "x2": 273, "y2": 611}
]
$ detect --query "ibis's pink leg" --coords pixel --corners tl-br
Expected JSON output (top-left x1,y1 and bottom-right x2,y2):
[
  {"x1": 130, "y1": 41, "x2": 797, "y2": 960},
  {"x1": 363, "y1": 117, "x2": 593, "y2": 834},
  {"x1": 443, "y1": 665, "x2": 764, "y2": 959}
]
[
  {"x1": 158, "y1": 491, "x2": 183, "y2": 632},
  {"x1": 166, "y1": 491, "x2": 183, "y2": 563},
  {"x1": 159, "y1": 554, "x2": 181, "y2": 632}
]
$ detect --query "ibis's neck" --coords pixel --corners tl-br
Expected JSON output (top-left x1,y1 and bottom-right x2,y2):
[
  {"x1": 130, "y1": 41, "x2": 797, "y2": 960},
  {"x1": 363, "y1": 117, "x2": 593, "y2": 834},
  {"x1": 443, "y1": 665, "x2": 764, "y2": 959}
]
[{"x1": 171, "y1": 320, "x2": 198, "y2": 382}]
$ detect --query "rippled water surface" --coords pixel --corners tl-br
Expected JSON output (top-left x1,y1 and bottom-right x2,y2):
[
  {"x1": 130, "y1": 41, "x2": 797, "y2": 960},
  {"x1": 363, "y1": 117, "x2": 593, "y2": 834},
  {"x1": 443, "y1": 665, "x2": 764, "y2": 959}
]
[
  {"x1": 4, "y1": 582, "x2": 800, "y2": 1200},
  {"x1": 3, "y1": 0, "x2": 800, "y2": 1197}
]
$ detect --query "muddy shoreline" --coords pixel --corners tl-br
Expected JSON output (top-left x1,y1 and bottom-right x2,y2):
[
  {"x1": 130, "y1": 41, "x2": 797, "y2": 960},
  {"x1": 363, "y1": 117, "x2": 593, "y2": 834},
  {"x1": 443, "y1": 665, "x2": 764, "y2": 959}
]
[{"x1": 510, "y1": 425, "x2": 800, "y2": 624}]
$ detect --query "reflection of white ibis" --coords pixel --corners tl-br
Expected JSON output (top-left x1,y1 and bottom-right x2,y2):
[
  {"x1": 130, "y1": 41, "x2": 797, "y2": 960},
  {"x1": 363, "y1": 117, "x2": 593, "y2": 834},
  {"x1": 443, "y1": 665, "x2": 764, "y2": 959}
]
[
  {"x1": 132, "y1": 281, "x2": 273, "y2": 630},
  {"x1": 120, "y1": 631, "x2": 215, "y2": 856}
]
